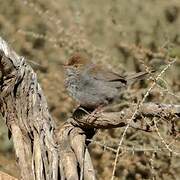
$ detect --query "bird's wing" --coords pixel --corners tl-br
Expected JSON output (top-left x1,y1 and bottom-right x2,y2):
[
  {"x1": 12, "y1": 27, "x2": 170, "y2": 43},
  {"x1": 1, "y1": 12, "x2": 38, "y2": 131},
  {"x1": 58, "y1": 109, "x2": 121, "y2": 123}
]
[{"x1": 85, "y1": 64, "x2": 127, "y2": 84}]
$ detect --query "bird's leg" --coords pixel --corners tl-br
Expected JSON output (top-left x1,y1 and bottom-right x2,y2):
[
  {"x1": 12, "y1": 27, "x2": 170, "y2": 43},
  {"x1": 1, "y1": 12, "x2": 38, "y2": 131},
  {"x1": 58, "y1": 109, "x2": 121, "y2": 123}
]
[
  {"x1": 86, "y1": 105, "x2": 104, "y2": 122},
  {"x1": 77, "y1": 106, "x2": 91, "y2": 115},
  {"x1": 72, "y1": 105, "x2": 91, "y2": 121},
  {"x1": 73, "y1": 105, "x2": 103, "y2": 122}
]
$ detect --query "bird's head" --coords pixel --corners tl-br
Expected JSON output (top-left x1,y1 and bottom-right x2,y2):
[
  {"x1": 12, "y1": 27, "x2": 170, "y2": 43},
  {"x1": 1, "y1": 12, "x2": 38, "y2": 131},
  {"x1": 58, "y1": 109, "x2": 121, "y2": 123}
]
[
  {"x1": 65, "y1": 53, "x2": 90, "y2": 68},
  {"x1": 64, "y1": 53, "x2": 91, "y2": 77}
]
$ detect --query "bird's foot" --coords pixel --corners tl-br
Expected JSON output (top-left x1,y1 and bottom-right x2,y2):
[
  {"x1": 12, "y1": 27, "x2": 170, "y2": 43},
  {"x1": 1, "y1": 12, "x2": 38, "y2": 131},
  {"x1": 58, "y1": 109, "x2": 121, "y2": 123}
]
[{"x1": 86, "y1": 106, "x2": 103, "y2": 122}]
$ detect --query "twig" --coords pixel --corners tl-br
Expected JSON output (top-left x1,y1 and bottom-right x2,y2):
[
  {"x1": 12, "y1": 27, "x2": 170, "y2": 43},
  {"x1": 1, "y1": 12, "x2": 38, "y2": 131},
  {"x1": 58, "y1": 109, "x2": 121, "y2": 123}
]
[{"x1": 111, "y1": 58, "x2": 176, "y2": 180}]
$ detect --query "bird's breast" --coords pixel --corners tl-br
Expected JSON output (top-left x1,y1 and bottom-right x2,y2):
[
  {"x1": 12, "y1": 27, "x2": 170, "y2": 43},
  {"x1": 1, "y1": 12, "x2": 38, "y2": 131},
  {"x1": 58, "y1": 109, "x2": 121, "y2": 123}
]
[{"x1": 64, "y1": 76, "x2": 80, "y2": 98}]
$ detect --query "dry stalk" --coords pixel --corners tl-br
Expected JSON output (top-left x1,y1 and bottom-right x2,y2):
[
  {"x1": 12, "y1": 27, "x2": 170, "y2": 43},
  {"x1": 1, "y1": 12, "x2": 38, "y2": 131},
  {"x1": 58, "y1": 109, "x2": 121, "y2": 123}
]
[{"x1": 111, "y1": 58, "x2": 177, "y2": 180}]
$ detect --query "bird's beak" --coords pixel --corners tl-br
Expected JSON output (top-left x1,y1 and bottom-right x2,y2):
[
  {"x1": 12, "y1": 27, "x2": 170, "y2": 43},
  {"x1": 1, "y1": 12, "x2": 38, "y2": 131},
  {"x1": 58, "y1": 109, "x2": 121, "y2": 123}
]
[{"x1": 58, "y1": 62, "x2": 68, "y2": 67}]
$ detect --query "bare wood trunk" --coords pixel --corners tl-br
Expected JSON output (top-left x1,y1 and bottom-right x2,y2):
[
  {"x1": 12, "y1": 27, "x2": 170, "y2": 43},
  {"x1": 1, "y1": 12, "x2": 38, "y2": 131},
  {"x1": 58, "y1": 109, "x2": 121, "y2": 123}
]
[{"x1": 0, "y1": 37, "x2": 59, "y2": 180}]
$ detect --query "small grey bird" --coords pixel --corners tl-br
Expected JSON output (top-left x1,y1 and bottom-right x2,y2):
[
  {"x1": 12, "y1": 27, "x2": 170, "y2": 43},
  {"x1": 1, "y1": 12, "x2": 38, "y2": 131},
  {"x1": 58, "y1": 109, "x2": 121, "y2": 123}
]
[{"x1": 64, "y1": 53, "x2": 149, "y2": 109}]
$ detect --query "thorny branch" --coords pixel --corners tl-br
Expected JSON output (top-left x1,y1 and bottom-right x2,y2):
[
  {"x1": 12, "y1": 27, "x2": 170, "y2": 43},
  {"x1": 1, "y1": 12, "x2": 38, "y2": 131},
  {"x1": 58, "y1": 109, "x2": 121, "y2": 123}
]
[{"x1": 0, "y1": 37, "x2": 179, "y2": 180}]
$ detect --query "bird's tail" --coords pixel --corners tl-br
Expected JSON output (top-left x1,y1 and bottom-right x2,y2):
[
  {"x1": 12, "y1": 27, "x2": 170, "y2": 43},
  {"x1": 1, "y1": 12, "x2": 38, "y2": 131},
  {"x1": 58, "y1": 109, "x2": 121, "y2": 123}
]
[{"x1": 126, "y1": 71, "x2": 154, "y2": 83}]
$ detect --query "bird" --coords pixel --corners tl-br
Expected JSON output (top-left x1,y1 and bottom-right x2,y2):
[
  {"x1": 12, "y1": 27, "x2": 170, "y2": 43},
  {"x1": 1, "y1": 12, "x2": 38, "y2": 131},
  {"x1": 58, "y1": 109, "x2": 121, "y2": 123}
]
[{"x1": 64, "y1": 53, "x2": 150, "y2": 110}]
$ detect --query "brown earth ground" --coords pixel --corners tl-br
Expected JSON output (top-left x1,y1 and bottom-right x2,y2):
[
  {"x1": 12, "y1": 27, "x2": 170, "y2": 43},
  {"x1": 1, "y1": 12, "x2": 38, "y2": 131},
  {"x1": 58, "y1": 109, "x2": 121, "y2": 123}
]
[{"x1": 0, "y1": 0, "x2": 180, "y2": 179}]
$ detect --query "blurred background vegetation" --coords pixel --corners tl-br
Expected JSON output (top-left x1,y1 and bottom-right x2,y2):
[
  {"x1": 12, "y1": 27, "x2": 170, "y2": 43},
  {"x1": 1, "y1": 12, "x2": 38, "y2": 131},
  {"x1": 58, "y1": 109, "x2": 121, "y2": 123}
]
[{"x1": 0, "y1": 0, "x2": 180, "y2": 179}]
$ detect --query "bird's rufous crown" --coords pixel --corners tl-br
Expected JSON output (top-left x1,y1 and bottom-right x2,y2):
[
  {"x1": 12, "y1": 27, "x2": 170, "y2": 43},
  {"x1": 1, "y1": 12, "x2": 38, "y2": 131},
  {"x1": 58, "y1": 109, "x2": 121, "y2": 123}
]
[{"x1": 66, "y1": 53, "x2": 90, "y2": 66}]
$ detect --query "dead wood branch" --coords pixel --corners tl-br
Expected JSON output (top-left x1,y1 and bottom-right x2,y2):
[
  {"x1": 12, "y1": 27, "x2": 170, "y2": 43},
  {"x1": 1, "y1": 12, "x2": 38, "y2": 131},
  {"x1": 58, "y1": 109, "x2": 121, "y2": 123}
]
[
  {"x1": 0, "y1": 37, "x2": 179, "y2": 179},
  {"x1": 72, "y1": 103, "x2": 180, "y2": 130}
]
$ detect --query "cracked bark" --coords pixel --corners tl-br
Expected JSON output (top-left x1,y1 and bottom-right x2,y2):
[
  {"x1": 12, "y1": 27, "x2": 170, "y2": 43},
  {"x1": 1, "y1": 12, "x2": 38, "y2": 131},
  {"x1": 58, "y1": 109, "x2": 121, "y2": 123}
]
[{"x1": 0, "y1": 37, "x2": 179, "y2": 180}]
